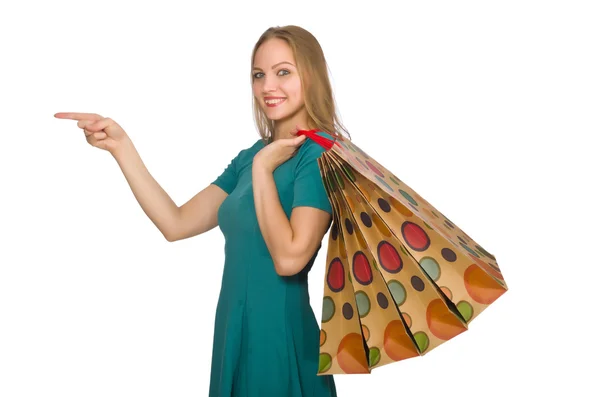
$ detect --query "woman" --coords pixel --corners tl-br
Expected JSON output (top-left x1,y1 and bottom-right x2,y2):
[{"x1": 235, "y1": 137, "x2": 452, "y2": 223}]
[{"x1": 55, "y1": 25, "x2": 349, "y2": 396}]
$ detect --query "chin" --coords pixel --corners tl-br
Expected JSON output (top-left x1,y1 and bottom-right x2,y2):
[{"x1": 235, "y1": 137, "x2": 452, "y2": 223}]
[
  {"x1": 263, "y1": 110, "x2": 291, "y2": 121},
  {"x1": 265, "y1": 106, "x2": 303, "y2": 121}
]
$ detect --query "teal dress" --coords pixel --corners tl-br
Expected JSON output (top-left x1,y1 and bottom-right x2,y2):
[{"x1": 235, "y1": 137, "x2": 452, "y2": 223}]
[{"x1": 209, "y1": 131, "x2": 337, "y2": 396}]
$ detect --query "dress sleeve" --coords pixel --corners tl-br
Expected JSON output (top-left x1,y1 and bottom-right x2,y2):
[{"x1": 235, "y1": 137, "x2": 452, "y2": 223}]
[
  {"x1": 291, "y1": 140, "x2": 333, "y2": 215},
  {"x1": 211, "y1": 149, "x2": 243, "y2": 194}
]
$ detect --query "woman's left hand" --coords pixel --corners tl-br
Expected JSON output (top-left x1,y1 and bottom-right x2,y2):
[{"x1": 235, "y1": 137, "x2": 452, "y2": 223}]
[{"x1": 253, "y1": 126, "x2": 307, "y2": 173}]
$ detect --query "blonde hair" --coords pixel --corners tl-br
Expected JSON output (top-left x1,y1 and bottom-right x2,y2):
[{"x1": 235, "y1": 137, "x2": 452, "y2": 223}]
[{"x1": 250, "y1": 25, "x2": 351, "y2": 145}]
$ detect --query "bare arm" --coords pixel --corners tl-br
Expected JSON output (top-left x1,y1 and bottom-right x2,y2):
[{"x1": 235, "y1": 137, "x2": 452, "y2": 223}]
[
  {"x1": 252, "y1": 161, "x2": 331, "y2": 276},
  {"x1": 168, "y1": 184, "x2": 228, "y2": 242},
  {"x1": 112, "y1": 138, "x2": 227, "y2": 241},
  {"x1": 54, "y1": 113, "x2": 227, "y2": 242}
]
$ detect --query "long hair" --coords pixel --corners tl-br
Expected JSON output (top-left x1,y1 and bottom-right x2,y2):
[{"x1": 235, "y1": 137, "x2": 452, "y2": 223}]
[{"x1": 250, "y1": 25, "x2": 350, "y2": 145}]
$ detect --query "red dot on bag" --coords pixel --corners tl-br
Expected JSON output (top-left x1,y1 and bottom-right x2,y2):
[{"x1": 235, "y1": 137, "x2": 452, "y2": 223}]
[
  {"x1": 378, "y1": 241, "x2": 403, "y2": 273},
  {"x1": 352, "y1": 252, "x2": 373, "y2": 285},
  {"x1": 401, "y1": 222, "x2": 430, "y2": 251},
  {"x1": 327, "y1": 258, "x2": 345, "y2": 292},
  {"x1": 366, "y1": 160, "x2": 384, "y2": 177}
]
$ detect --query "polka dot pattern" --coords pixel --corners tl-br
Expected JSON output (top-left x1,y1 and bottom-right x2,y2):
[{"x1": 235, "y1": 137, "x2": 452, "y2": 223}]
[
  {"x1": 313, "y1": 135, "x2": 507, "y2": 374},
  {"x1": 399, "y1": 189, "x2": 418, "y2": 206},
  {"x1": 457, "y1": 301, "x2": 474, "y2": 322},
  {"x1": 384, "y1": 320, "x2": 420, "y2": 361},
  {"x1": 353, "y1": 252, "x2": 373, "y2": 285},
  {"x1": 402, "y1": 222, "x2": 431, "y2": 251},
  {"x1": 411, "y1": 275, "x2": 425, "y2": 291},
  {"x1": 331, "y1": 221, "x2": 339, "y2": 240},
  {"x1": 402, "y1": 312, "x2": 412, "y2": 328},
  {"x1": 334, "y1": 170, "x2": 345, "y2": 189},
  {"x1": 322, "y1": 296, "x2": 335, "y2": 323},
  {"x1": 337, "y1": 333, "x2": 370, "y2": 373},
  {"x1": 413, "y1": 331, "x2": 430, "y2": 353},
  {"x1": 375, "y1": 175, "x2": 393, "y2": 192},
  {"x1": 342, "y1": 302, "x2": 354, "y2": 320},
  {"x1": 369, "y1": 347, "x2": 381, "y2": 367},
  {"x1": 360, "y1": 212, "x2": 372, "y2": 227},
  {"x1": 320, "y1": 330, "x2": 327, "y2": 346},
  {"x1": 362, "y1": 324, "x2": 370, "y2": 342},
  {"x1": 464, "y1": 264, "x2": 506, "y2": 304},
  {"x1": 377, "y1": 292, "x2": 389, "y2": 309},
  {"x1": 439, "y1": 286, "x2": 453, "y2": 300},
  {"x1": 366, "y1": 161, "x2": 384, "y2": 177},
  {"x1": 426, "y1": 299, "x2": 468, "y2": 340},
  {"x1": 345, "y1": 218, "x2": 354, "y2": 235},
  {"x1": 327, "y1": 258, "x2": 345, "y2": 292},
  {"x1": 355, "y1": 291, "x2": 371, "y2": 317},
  {"x1": 388, "y1": 280, "x2": 407, "y2": 306},
  {"x1": 377, "y1": 241, "x2": 403, "y2": 273},
  {"x1": 341, "y1": 163, "x2": 356, "y2": 182},
  {"x1": 419, "y1": 256, "x2": 441, "y2": 281},
  {"x1": 441, "y1": 247, "x2": 457, "y2": 262},
  {"x1": 377, "y1": 198, "x2": 391, "y2": 212},
  {"x1": 318, "y1": 353, "x2": 332, "y2": 373}
]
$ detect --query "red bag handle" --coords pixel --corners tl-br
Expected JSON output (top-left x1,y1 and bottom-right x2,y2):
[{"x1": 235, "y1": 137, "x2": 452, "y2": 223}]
[{"x1": 296, "y1": 129, "x2": 337, "y2": 150}]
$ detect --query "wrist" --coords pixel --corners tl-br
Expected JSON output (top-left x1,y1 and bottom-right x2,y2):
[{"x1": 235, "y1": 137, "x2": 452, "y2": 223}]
[
  {"x1": 253, "y1": 158, "x2": 273, "y2": 174},
  {"x1": 111, "y1": 136, "x2": 134, "y2": 161}
]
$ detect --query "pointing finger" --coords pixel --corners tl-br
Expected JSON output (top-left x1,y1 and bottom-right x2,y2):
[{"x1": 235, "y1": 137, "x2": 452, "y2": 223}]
[{"x1": 54, "y1": 112, "x2": 103, "y2": 121}]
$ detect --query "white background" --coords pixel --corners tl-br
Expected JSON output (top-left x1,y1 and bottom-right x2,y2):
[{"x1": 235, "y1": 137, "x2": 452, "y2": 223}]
[{"x1": 1, "y1": 0, "x2": 598, "y2": 396}]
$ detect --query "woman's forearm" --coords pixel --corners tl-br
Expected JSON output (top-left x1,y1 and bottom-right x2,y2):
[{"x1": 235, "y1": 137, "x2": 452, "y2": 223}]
[
  {"x1": 251, "y1": 163, "x2": 293, "y2": 272},
  {"x1": 111, "y1": 137, "x2": 180, "y2": 240}
]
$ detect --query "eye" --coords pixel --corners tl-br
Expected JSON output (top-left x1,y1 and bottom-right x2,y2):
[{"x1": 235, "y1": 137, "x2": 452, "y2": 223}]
[{"x1": 252, "y1": 69, "x2": 290, "y2": 79}]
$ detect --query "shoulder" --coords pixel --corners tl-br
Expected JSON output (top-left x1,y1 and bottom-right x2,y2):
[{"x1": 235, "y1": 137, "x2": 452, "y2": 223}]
[
  {"x1": 229, "y1": 138, "x2": 264, "y2": 164},
  {"x1": 295, "y1": 131, "x2": 334, "y2": 162}
]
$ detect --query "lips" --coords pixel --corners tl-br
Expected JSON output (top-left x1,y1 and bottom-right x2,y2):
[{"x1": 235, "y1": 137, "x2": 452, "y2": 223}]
[{"x1": 264, "y1": 97, "x2": 286, "y2": 107}]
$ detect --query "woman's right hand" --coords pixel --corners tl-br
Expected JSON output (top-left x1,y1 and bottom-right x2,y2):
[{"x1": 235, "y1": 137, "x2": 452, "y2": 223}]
[{"x1": 54, "y1": 112, "x2": 130, "y2": 155}]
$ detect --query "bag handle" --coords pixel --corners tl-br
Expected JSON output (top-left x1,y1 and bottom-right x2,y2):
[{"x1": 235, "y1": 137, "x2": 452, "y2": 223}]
[{"x1": 296, "y1": 129, "x2": 336, "y2": 151}]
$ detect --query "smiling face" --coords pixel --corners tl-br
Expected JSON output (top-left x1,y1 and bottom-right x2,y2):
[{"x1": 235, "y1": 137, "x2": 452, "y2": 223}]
[{"x1": 252, "y1": 38, "x2": 307, "y2": 128}]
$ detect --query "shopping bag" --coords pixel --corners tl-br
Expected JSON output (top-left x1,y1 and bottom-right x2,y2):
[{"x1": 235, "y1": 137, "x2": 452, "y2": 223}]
[{"x1": 296, "y1": 129, "x2": 508, "y2": 375}]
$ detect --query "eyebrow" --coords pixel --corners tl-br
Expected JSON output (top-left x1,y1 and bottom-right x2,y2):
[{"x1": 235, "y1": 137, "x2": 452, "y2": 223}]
[{"x1": 252, "y1": 61, "x2": 295, "y2": 71}]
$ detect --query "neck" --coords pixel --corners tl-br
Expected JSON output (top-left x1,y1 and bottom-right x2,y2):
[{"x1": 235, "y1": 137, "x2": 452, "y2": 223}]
[{"x1": 270, "y1": 108, "x2": 311, "y2": 142}]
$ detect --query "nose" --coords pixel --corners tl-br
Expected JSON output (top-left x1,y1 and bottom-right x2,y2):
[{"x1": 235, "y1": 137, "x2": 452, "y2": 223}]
[{"x1": 261, "y1": 74, "x2": 278, "y2": 93}]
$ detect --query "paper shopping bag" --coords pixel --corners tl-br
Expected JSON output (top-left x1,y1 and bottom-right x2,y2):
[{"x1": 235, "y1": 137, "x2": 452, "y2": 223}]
[{"x1": 296, "y1": 129, "x2": 508, "y2": 375}]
